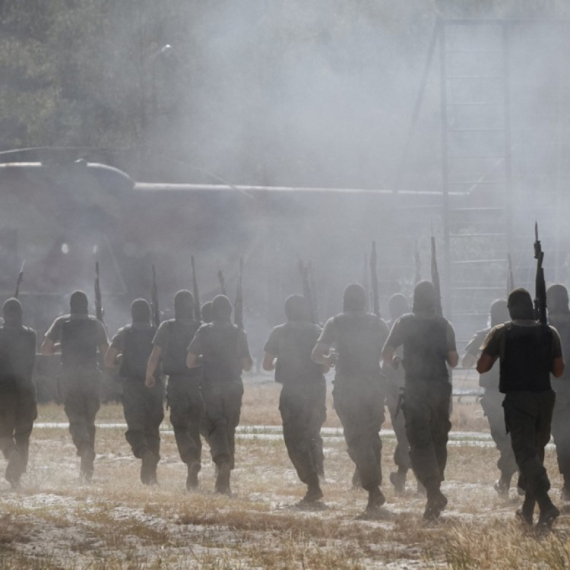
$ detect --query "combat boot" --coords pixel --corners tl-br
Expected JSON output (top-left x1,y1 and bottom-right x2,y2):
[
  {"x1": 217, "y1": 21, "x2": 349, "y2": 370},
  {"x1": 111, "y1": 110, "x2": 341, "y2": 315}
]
[
  {"x1": 365, "y1": 486, "x2": 386, "y2": 513},
  {"x1": 494, "y1": 474, "x2": 511, "y2": 499},
  {"x1": 141, "y1": 450, "x2": 159, "y2": 485},
  {"x1": 215, "y1": 462, "x2": 231, "y2": 496},
  {"x1": 302, "y1": 474, "x2": 323, "y2": 503},
  {"x1": 536, "y1": 491, "x2": 560, "y2": 533},
  {"x1": 423, "y1": 487, "x2": 447, "y2": 521},
  {"x1": 5, "y1": 449, "x2": 24, "y2": 489},
  {"x1": 80, "y1": 448, "x2": 96, "y2": 483},
  {"x1": 515, "y1": 492, "x2": 535, "y2": 526},
  {"x1": 389, "y1": 468, "x2": 407, "y2": 495},
  {"x1": 186, "y1": 461, "x2": 200, "y2": 491}
]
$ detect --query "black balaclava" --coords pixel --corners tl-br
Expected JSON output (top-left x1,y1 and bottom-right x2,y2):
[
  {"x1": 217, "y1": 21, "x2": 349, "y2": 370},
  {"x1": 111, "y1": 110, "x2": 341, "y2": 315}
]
[
  {"x1": 507, "y1": 288, "x2": 535, "y2": 320},
  {"x1": 174, "y1": 290, "x2": 194, "y2": 320},
  {"x1": 490, "y1": 299, "x2": 509, "y2": 327},
  {"x1": 547, "y1": 284, "x2": 570, "y2": 315},
  {"x1": 70, "y1": 290, "x2": 88, "y2": 315},
  {"x1": 388, "y1": 293, "x2": 409, "y2": 322},
  {"x1": 131, "y1": 298, "x2": 151, "y2": 324},
  {"x1": 284, "y1": 295, "x2": 308, "y2": 322},
  {"x1": 412, "y1": 281, "x2": 437, "y2": 316},
  {"x1": 212, "y1": 295, "x2": 232, "y2": 322},
  {"x1": 343, "y1": 283, "x2": 367, "y2": 312},
  {"x1": 201, "y1": 301, "x2": 213, "y2": 324},
  {"x1": 3, "y1": 298, "x2": 22, "y2": 327}
]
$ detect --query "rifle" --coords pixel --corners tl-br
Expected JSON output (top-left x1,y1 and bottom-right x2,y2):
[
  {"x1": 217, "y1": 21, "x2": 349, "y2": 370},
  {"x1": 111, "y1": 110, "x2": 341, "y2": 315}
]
[
  {"x1": 507, "y1": 253, "x2": 515, "y2": 296},
  {"x1": 370, "y1": 241, "x2": 380, "y2": 317},
  {"x1": 191, "y1": 256, "x2": 201, "y2": 321},
  {"x1": 309, "y1": 264, "x2": 319, "y2": 323},
  {"x1": 235, "y1": 257, "x2": 244, "y2": 329},
  {"x1": 414, "y1": 248, "x2": 421, "y2": 285},
  {"x1": 217, "y1": 269, "x2": 227, "y2": 296},
  {"x1": 431, "y1": 235, "x2": 443, "y2": 317},
  {"x1": 95, "y1": 260, "x2": 104, "y2": 323},
  {"x1": 362, "y1": 253, "x2": 370, "y2": 309},
  {"x1": 298, "y1": 260, "x2": 317, "y2": 324},
  {"x1": 14, "y1": 260, "x2": 25, "y2": 299},
  {"x1": 533, "y1": 223, "x2": 547, "y2": 324},
  {"x1": 151, "y1": 264, "x2": 160, "y2": 328}
]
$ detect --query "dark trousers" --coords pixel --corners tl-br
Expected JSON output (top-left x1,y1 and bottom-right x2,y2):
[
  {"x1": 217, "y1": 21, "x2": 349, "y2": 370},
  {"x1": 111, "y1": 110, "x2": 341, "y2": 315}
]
[
  {"x1": 0, "y1": 382, "x2": 37, "y2": 469},
  {"x1": 167, "y1": 375, "x2": 203, "y2": 466},
  {"x1": 503, "y1": 390, "x2": 555, "y2": 496},
  {"x1": 404, "y1": 381, "x2": 451, "y2": 493},
  {"x1": 550, "y1": 390, "x2": 570, "y2": 488},
  {"x1": 279, "y1": 379, "x2": 326, "y2": 484},
  {"x1": 202, "y1": 379, "x2": 243, "y2": 469},
  {"x1": 333, "y1": 379, "x2": 384, "y2": 491},
  {"x1": 480, "y1": 389, "x2": 518, "y2": 481},
  {"x1": 122, "y1": 380, "x2": 164, "y2": 459},
  {"x1": 384, "y1": 375, "x2": 411, "y2": 471},
  {"x1": 60, "y1": 369, "x2": 101, "y2": 455}
]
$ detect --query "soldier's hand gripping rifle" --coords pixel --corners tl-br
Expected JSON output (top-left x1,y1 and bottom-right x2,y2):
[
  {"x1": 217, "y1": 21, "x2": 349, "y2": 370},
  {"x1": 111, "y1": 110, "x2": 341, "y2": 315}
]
[
  {"x1": 534, "y1": 223, "x2": 547, "y2": 325},
  {"x1": 14, "y1": 260, "x2": 25, "y2": 299},
  {"x1": 151, "y1": 264, "x2": 161, "y2": 328},
  {"x1": 234, "y1": 258, "x2": 244, "y2": 330},
  {"x1": 191, "y1": 256, "x2": 201, "y2": 322},
  {"x1": 218, "y1": 269, "x2": 227, "y2": 296},
  {"x1": 95, "y1": 261, "x2": 104, "y2": 323},
  {"x1": 370, "y1": 241, "x2": 381, "y2": 317},
  {"x1": 298, "y1": 260, "x2": 317, "y2": 324},
  {"x1": 431, "y1": 235, "x2": 443, "y2": 317}
]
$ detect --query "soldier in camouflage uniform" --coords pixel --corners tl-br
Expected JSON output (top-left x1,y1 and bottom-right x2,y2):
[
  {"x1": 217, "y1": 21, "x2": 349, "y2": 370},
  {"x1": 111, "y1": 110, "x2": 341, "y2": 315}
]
[
  {"x1": 145, "y1": 290, "x2": 202, "y2": 491},
  {"x1": 106, "y1": 299, "x2": 164, "y2": 485},
  {"x1": 186, "y1": 295, "x2": 252, "y2": 496},
  {"x1": 382, "y1": 281, "x2": 458, "y2": 520},
  {"x1": 41, "y1": 291, "x2": 109, "y2": 482},
  {"x1": 312, "y1": 283, "x2": 389, "y2": 517},
  {"x1": 263, "y1": 295, "x2": 326, "y2": 503},
  {"x1": 463, "y1": 299, "x2": 518, "y2": 498},
  {"x1": 0, "y1": 299, "x2": 37, "y2": 488}
]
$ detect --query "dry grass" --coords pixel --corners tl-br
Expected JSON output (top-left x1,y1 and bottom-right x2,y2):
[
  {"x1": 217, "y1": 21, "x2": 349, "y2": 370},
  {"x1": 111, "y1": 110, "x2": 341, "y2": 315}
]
[{"x1": 0, "y1": 373, "x2": 568, "y2": 569}]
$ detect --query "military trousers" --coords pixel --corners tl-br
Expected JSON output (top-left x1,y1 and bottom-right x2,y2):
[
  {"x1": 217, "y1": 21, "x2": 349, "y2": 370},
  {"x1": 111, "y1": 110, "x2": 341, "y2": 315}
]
[
  {"x1": 503, "y1": 390, "x2": 554, "y2": 497},
  {"x1": 122, "y1": 379, "x2": 164, "y2": 459},
  {"x1": 202, "y1": 379, "x2": 243, "y2": 469},
  {"x1": 167, "y1": 375, "x2": 203, "y2": 467},
  {"x1": 550, "y1": 390, "x2": 570, "y2": 488},
  {"x1": 333, "y1": 378, "x2": 384, "y2": 491},
  {"x1": 279, "y1": 379, "x2": 326, "y2": 484},
  {"x1": 480, "y1": 389, "x2": 518, "y2": 481},
  {"x1": 60, "y1": 368, "x2": 101, "y2": 455},
  {"x1": 0, "y1": 381, "x2": 37, "y2": 469},
  {"x1": 384, "y1": 376, "x2": 411, "y2": 472},
  {"x1": 404, "y1": 380, "x2": 451, "y2": 494}
]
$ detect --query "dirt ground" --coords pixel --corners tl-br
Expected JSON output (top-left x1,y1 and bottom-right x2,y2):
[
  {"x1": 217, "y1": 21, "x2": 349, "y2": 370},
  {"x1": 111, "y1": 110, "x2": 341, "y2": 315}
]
[{"x1": 1, "y1": 372, "x2": 569, "y2": 569}]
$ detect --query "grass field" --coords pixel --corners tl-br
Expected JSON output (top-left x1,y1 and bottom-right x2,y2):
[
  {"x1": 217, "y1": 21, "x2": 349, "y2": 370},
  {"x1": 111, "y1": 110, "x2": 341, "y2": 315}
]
[{"x1": 0, "y1": 372, "x2": 569, "y2": 569}]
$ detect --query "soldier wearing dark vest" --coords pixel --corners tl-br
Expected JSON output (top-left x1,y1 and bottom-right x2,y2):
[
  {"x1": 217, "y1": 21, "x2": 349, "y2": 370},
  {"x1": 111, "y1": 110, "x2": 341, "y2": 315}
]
[
  {"x1": 0, "y1": 298, "x2": 37, "y2": 488},
  {"x1": 312, "y1": 283, "x2": 389, "y2": 517},
  {"x1": 478, "y1": 288, "x2": 564, "y2": 530},
  {"x1": 382, "y1": 281, "x2": 458, "y2": 521},
  {"x1": 463, "y1": 299, "x2": 518, "y2": 498},
  {"x1": 545, "y1": 284, "x2": 570, "y2": 501},
  {"x1": 145, "y1": 290, "x2": 202, "y2": 491},
  {"x1": 263, "y1": 295, "x2": 327, "y2": 503},
  {"x1": 106, "y1": 299, "x2": 164, "y2": 485},
  {"x1": 41, "y1": 291, "x2": 109, "y2": 482},
  {"x1": 187, "y1": 295, "x2": 252, "y2": 496}
]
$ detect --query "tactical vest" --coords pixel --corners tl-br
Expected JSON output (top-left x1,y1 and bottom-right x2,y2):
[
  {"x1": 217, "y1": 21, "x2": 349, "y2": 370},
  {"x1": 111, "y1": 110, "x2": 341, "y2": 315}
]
[
  {"x1": 333, "y1": 313, "x2": 383, "y2": 378},
  {"x1": 274, "y1": 323, "x2": 323, "y2": 385},
  {"x1": 401, "y1": 315, "x2": 449, "y2": 383},
  {"x1": 201, "y1": 323, "x2": 241, "y2": 383},
  {"x1": 60, "y1": 317, "x2": 98, "y2": 369},
  {"x1": 0, "y1": 325, "x2": 36, "y2": 384},
  {"x1": 499, "y1": 323, "x2": 552, "y2": 393},
  {"x1": 162, "y1": 320, "x2": 200, "y2": 376},
  {"x1": 119, "y1": 325, "x2": 156, "y2": 381}
]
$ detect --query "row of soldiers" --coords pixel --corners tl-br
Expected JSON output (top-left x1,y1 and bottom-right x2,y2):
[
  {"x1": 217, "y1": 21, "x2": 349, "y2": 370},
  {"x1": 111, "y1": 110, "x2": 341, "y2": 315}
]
[{"x1": 0, "y1": 279, "x2": 567, "y2": 530}]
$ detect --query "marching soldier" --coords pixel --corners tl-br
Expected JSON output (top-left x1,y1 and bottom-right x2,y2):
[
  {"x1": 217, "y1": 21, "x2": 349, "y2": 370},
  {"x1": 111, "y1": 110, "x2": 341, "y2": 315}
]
[
  {"x1": 41, "y1": 291, "x2": 109, "y2": 482},
  {"x1": 105, "y1": 299, "x2": 164, "y2": 484},
  {"x1": 263, "y1": 295, "x2": 326, "y2": 503},
  {"x1": 145, "y1": 290, "x2": 202, "y2": 490},
  {"x1": 0, "y1": 298, "x2": 37, "y2": 488}
]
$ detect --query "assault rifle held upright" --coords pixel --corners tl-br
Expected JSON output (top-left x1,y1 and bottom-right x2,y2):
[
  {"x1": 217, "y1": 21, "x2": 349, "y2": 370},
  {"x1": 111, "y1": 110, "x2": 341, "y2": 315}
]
[
  {"x1": 370, "y1": 241, "x2": 380, "y2": 317},
  {"x1": 191, "y1": 256, "x2": 201, "y2": 322},
  {"x1": 14, "y1": 260, "x2": 25, "y2": 299},
  {"x1": 218, "y1": 269, "x2": 227, "y2": 296},
  {"x1": 151, "y1": 264, "x2": 160, "y2": 328},
  {"x1": 235, "y1": 258, "x2": 244, "y2": 330},
  {"x1": 507, "y1": 253, "x2": 515, "y2": 296},
  {"x1": 431, "y1": 235, "x2": 443, "y2": 317},
  {"x1": 534, "y1": 223, "x2": 547, "y2": 325},
  {"x1": 95, "y1": 261, "x2": 104, "y2": 323}
]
